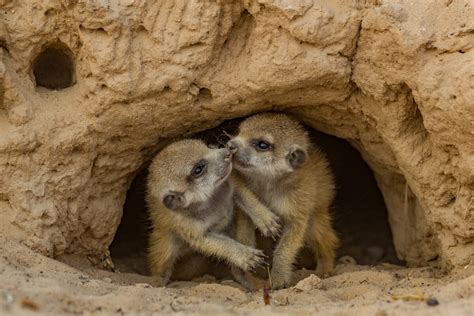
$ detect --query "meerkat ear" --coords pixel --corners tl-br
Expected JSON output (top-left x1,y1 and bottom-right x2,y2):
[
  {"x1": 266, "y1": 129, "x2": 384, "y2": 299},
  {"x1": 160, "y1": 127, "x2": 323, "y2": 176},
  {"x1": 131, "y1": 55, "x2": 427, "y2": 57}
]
[
  {"x1": 287, "y1": 147, "x2": 307, "y2": 169},
  {"x1": 162, "y1": 191, "x2": 185, "y2": 210}
]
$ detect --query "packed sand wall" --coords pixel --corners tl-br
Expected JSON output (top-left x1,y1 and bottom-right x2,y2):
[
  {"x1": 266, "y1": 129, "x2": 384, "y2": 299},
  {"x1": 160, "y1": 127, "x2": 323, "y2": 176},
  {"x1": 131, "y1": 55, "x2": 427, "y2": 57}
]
[{"x1": 0, "y1": 0, "x2": 472, "y2": 270}]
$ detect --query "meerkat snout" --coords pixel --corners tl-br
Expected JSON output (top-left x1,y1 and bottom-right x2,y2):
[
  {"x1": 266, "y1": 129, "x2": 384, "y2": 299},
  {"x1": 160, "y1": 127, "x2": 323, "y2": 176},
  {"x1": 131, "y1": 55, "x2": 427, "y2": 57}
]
[
  {"x1": 226, "y1": 140, "x2": 238, "y2": 154},
  {"x1": 222, "y1": 147, "x2": 233, "y2": 161}
]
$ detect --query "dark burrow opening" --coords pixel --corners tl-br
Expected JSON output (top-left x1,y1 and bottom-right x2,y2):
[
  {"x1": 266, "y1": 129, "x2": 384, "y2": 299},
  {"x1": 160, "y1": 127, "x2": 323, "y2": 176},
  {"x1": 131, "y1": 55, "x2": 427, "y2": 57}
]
[
  {"x1": 32, "y1": 42, "x2": 75, "y2": 90},
  {"x1": 110, "y1": 117, "x2": 404, "y2": 279}
]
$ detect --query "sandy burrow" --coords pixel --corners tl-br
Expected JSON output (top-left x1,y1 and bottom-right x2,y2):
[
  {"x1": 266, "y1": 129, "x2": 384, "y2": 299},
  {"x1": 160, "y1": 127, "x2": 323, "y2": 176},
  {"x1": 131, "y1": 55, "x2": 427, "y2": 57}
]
[
  {"x1": 1, "y1": 0, "x2": 473, "y2": 272},
  {"x1": 0, "y1": 236, "x2": 472, "y2": 316},
  {"x1": 0, "y1": 1, "x2": 473, "y2": 314}
]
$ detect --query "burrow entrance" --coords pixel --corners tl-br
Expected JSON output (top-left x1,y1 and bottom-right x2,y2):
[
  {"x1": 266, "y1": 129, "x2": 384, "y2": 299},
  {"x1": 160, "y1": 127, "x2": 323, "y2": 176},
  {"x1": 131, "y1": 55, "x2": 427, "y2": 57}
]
[
  {"x1": 32, "y1": 42, "x2": 75, "y2": 90},
  {"x1": 110, "y1": 116, "x2": 404, "y2": 279}
]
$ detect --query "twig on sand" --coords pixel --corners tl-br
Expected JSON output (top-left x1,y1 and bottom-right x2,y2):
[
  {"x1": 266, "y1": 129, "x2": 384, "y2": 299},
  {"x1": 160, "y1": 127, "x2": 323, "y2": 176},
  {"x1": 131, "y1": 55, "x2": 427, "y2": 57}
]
[
  {"x1": 392, "y1": 292, "x2": 426, "y2": 302},
  {"x1": 263, "y1": 265, "x2": 272, "y2": 306}
]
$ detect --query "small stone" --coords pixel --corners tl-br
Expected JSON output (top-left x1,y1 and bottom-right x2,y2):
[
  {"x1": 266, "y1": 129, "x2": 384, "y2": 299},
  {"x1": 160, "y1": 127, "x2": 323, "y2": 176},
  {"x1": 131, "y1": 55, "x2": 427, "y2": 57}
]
[
  {"x1": 367, "y1": 246, "x2": 385, "y2": 262},
  {"x1": 426, "y1": 297, "x2": 439, "y2": 306},
  {"x1": 102, "y1": 277, "x2": 112, "y2": 283},
  {"x1": 339, "y1": 255, "x2": 357, "y2": 265},
  {"x1": 136, "y1": 283, "x2": 151, "y2": 288},
  {"x1": 3, "y1": 292, "x2": 15, "y2": 304},
  {"x1": 294, "y1": 274, "x2": 321, "y2": 292}
]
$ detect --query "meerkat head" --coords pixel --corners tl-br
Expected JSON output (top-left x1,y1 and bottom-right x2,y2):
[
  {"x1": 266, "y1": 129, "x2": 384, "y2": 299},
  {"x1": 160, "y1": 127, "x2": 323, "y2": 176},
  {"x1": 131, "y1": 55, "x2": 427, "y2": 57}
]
[
  {"x1": 227, "y1": 113, "x2": 310, "y2": 178},
  {"x1": 148, "y1": 139, "x2": 233, "y2": 211}
]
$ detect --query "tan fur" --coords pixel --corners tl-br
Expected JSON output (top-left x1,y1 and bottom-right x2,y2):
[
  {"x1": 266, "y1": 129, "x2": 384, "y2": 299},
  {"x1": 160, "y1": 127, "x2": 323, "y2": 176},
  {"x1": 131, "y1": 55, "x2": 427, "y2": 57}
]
[
  {"x1": 230, "y1": 173, "x2": 281, "y2": 238},
  {"x1": 146, "y1": 139, "x2": 268, "y2": 287},
  {"x1": 229, "y1": 113, "x2": 340, "y2": 289}
]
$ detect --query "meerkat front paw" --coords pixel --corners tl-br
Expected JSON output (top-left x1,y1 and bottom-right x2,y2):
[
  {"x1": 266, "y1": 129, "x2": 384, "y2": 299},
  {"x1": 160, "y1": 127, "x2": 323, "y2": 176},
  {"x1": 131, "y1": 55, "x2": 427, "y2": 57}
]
[
  {"x1": 236, "y1": 247, "x2": 267, "y2": 272},
  {"x1": 254, "y1": 211, "x2": 281, "y2": 239}
]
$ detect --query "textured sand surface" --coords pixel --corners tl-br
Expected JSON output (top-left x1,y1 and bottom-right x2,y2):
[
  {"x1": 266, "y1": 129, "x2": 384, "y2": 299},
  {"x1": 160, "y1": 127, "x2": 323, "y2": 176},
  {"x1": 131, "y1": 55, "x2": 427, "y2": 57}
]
[{"x1": 0, "y1": 236, "x2": 473, "y2": 315}]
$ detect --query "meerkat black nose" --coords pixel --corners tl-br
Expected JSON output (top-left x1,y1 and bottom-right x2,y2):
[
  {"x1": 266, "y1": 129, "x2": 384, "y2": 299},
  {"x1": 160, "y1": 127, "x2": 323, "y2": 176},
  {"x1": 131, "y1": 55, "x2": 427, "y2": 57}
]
[
  {"x1": 227, "y1": 140, "x2": 238, "y2": 153},
  {"x1": 223, "y1": 148, "x2": 232, "y2": 161}
]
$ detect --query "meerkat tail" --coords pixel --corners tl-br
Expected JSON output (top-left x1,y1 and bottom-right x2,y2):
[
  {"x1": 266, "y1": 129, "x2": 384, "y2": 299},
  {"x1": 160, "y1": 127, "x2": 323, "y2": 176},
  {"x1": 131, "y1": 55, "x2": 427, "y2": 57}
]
[{"x1": 307, "y1": 211, "x2": 340, "y2": 275}]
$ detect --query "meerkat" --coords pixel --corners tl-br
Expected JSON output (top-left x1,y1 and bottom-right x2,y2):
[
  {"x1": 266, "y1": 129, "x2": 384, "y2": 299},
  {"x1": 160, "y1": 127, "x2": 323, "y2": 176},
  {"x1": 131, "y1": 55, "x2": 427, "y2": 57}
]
[
  {"x1": 146, "y1": 139, "x2": 279, "y2": 287},
  {"x1": 227, "y1": 113, "x2": 340, "y2": 290}
]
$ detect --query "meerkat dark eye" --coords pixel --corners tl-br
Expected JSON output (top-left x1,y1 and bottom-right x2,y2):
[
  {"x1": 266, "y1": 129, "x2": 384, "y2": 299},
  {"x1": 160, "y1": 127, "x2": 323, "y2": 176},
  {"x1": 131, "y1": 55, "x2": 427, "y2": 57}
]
[
  {"x1": 191, "y1": 160, "x2": 207, "y2": 179},
  {"x1": 253, "y1": 140, "x2": 271, "y2": 152}
]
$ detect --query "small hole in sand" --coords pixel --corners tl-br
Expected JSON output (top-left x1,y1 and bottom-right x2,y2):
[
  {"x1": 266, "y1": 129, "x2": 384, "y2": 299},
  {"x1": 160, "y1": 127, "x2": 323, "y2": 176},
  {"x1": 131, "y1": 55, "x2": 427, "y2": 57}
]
[
  {"x1": 32, "y1": 42, "x2": 75, "y2": 90},
  {"x1": 196, "y1": 87, "x2": 212, "y2": 104},
  {"x1": 44, "y1": 8, "x2": 54, "y2": 16},
  {"x1": 0, "y1": 38, "x2": 9, "y2": 53}
]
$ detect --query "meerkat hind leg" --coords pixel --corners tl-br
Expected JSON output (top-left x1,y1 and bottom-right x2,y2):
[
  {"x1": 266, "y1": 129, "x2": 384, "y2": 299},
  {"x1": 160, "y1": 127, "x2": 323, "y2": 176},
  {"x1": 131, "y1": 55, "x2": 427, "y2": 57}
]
[
  {"x1": 148, "y1": 232, "x2": 180, "y2": 286},
  {"x1": 172, "y1": 254, "x2": 211, "y2": 281},
  {"x1": 271, "y1": 220, "x2": 308, "y2": 290}
]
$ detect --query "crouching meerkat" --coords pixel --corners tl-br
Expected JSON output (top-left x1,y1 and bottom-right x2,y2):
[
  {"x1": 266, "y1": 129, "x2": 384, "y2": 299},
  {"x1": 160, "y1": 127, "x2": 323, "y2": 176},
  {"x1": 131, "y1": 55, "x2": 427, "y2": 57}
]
[
  {"x1": 146, "y1": 139, "x2": 280, "y2": 287},
  {"x1": 228, "y1": 113, "x2": 340, "y2": 289}
]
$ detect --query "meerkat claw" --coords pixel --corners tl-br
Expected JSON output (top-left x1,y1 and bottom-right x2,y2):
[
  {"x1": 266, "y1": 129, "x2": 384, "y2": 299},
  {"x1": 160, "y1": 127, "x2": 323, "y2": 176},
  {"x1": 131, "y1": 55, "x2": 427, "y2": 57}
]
[
  {"x1": 246, "y1": 249, "x2": 267, "y2": 272},
  {"x1": 258, "y1": 214, "x2": 282, "y2": 239}
]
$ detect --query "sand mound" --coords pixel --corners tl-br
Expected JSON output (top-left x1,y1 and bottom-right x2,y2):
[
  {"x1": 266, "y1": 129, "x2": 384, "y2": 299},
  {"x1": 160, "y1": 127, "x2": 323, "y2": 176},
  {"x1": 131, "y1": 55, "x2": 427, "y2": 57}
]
[{"x1": 1, "y1": 235, "x2": 472, "y2": 315}]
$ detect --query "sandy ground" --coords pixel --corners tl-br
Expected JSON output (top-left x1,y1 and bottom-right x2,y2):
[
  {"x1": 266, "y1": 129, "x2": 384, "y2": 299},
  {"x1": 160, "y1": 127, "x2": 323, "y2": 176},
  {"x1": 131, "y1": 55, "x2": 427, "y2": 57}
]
[{"x1": 0, "y1": 235, "x2": 472, "y2": 315}]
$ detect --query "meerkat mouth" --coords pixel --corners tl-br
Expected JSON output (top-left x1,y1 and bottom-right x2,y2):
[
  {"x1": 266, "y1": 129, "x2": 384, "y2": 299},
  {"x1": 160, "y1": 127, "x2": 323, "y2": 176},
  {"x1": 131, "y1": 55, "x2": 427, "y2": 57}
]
[
  {"x1": 233, "y1": 159, "x2": 253, "y2": 169},
  {"x1": 215, "y1": 162, "x2": 233, "y2": 184}
]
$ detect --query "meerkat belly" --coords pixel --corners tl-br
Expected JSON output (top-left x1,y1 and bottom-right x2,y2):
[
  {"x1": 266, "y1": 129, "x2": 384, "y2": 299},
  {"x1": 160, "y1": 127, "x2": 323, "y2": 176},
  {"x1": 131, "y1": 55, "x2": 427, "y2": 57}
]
[
  {"x1": 206, "y1": 181, "x2": 235, "y2": 233},
  {"x1": 207, "y1": 202, "x2": 234, "y2": 233}
]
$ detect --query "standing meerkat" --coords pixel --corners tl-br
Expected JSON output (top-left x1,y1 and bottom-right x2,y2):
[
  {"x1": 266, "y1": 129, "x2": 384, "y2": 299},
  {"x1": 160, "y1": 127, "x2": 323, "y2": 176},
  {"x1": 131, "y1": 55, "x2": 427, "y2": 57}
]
[
  {"x1": 228, "y1": 113, "x2": 340, "y2": 289},
  {"x1": 146, "y1": 139, "x2": 279, "y2": 287}
]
